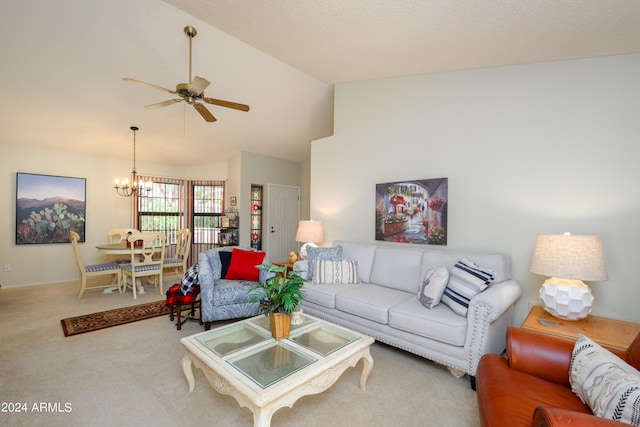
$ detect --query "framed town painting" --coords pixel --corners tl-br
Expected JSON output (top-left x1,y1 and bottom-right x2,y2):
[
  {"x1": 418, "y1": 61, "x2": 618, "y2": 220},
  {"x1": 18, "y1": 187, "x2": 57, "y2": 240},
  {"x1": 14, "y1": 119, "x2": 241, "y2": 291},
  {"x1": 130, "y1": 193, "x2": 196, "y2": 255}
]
[
  {"x1": 16, "y1": 172, "x2": 86, "y2": 245},
  {"x1": 375, "y1": 178, "x2": 448, "y2": 245}
]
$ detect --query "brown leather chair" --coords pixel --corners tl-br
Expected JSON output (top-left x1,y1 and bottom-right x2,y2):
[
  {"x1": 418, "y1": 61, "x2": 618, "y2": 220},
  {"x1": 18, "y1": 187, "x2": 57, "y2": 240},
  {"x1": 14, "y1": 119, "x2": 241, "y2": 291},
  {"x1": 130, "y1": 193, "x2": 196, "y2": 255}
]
[{"x1": 476, "y1": 325, "x2": 640, "y2": 427}]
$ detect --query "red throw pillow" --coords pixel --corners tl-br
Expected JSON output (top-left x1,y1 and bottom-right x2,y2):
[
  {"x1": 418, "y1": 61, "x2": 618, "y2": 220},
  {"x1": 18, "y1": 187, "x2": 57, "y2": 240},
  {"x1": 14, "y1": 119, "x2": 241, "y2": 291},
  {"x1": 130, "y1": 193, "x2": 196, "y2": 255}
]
[{"x1": 225, "y1": 249, "x2": 266, "y2": 281}]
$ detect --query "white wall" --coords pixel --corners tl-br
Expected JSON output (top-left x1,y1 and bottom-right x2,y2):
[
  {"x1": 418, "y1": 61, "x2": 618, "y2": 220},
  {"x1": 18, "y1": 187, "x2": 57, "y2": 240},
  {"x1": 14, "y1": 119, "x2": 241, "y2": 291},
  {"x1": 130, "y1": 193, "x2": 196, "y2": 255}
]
[
  {"x1": 0, "y1": 143, "x2": 226, "y2": 288},
  {"x1": 311, "y1": 53, "x2": 640, "y2": 325}
]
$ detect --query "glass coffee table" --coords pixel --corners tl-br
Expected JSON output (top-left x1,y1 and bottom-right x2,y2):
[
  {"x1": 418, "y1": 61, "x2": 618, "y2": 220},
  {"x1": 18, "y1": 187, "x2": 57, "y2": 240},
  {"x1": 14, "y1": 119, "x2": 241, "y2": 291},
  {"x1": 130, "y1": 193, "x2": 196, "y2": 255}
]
[{"x1": 180, "y1": 313, "x2": 374, "y2": 427}]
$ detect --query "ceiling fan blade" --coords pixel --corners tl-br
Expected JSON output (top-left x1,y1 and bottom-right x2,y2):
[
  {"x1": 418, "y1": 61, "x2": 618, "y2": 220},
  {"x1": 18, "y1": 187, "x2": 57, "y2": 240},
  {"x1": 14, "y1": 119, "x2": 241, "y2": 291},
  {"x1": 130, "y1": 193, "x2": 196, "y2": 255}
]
[
  {"x1": 193, "y1": 103, "x2": 217, "y2": 122},
  {"x1": 123, "y1": 77, "x2": 177, "y2": 94},
  {"x1": 203, "y1": 97, "x2": 250, "y2": 112},
  {"x1": 144, "y1": 99, "x2": 183, "y2": 109},
  {"x1": 190, "y1": 76, "x2": 211, "y2": 96}
]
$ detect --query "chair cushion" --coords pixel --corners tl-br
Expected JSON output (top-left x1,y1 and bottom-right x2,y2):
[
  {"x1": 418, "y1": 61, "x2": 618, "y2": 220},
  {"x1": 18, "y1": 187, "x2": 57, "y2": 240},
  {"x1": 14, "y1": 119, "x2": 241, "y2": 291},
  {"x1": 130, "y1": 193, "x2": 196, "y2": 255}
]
[
  {"x1": 220, "y1": 251, "x2": 232, "y2": 278},
  {"x1": 85, "y1": 262, "x2": 120, "y2": 273},
  {"x1": 213, "y1": 279, "x2": 258, "y2": 305},
  {"x1": 121, "y1": 264, "x2": 160, "y2": 273},
  {"x1": 163, "y1": 257, "x2": 183, "y2": 265},
  {"x1": 225, "y1": 248, "x2": 266, "y2": 281}
]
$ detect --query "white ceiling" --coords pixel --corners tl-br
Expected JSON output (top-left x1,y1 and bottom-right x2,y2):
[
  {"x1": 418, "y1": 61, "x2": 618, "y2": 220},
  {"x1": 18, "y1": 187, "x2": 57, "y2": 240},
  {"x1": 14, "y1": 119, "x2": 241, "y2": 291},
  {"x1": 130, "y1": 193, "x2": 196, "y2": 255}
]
[{"x1": 2, "y1": 0, "x2": 640, "y2": 167}]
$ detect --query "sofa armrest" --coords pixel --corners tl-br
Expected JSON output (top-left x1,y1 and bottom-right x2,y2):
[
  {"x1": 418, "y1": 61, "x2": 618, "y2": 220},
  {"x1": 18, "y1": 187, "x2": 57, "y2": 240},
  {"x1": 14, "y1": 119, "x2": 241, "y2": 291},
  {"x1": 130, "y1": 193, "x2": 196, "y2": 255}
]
[
  {"x1": 468, "y1": 279, "x2": 521, "y2": 323},
  {"x1": 293, "y1": 260, "x2": 312, "y2": 281},
  {"x1": 533, "y1": 406, "x2": 620, "y2": 427}
]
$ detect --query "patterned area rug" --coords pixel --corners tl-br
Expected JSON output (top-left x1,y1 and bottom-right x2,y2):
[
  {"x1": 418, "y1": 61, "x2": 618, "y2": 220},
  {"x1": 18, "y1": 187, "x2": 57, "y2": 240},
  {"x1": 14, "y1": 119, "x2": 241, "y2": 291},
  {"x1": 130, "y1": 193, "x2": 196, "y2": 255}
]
[{"x1": 61, "y1": 300, "x2": 170, "y2": 337}]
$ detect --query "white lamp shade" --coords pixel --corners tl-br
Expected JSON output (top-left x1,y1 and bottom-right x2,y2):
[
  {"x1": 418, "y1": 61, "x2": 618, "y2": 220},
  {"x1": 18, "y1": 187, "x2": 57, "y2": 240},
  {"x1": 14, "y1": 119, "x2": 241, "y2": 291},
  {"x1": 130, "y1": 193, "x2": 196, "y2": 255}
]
[
  {"x1": 529, "y1": 233, "x2": 607, "y2": 321},
  {"x1": 295, "y1": 221, "x2": 325, "y2": 244},
  {"x1": 529, "y1": 234, "x2": 607, "y2": 281}
]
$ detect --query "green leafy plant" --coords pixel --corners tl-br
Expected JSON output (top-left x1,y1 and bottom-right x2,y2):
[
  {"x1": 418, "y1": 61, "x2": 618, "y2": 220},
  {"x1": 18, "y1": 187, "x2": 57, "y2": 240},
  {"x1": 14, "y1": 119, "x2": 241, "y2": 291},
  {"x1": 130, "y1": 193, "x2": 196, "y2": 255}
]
[{"x1": 249, "y1": 264, "x2": 306, "y2": 316}]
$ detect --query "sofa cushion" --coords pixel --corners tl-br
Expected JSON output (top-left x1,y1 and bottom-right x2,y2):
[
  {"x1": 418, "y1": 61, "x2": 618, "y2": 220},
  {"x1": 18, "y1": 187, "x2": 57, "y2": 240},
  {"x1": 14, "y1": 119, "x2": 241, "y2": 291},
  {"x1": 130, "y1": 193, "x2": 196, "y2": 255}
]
[
  {"x1": 441, "y1": 259, "x2": 495, "y2": 316},
  {"x1": 334, "y1": 240, "x2": 377, "y2": 283},
  {"x1": 307, "y1": 245, "x2": 343, "y2": 276},
  {"x1": 312, "y1": 259, "x2": 359, "y2": 284},
  {"x1": 303, "y1": 283, "x2": 364, "y2": 309},
  {"x1": 369, "y1": 247, "x2": 424, "y2": 293},
  {"x1": 570, "y1": 334, "x2": 640, "y2": 424},
  {"x1": 417, "y1": 266, "x2": 449, "y2": 309},
  {"x1": 335, "y1": 285, "x2": 413, "y2": 324},
  {"x1": 389, "y1": 298, "x2": 467, "y2": 346},
  {"x1": 225, "y1": 248, "x2": 266, "y2": 281}
]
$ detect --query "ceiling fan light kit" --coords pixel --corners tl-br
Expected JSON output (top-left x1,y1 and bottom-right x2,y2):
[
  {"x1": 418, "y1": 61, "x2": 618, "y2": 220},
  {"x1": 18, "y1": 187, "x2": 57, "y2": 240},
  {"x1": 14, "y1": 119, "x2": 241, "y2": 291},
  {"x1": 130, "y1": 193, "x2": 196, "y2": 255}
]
[{"x1": 123, "y1": 26, "x2": 250, "y2": 123}]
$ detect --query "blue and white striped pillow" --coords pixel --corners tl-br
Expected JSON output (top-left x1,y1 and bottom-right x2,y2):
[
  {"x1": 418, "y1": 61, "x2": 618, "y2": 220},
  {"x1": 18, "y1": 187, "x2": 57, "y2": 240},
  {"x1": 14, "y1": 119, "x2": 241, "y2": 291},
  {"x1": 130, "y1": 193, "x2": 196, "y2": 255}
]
[
  {"x1": 441, "y1": 259, "x2": 494, "y2": 316},
  {"x1": 312, "y1": 260, "x2": 359, "y2": 284}
]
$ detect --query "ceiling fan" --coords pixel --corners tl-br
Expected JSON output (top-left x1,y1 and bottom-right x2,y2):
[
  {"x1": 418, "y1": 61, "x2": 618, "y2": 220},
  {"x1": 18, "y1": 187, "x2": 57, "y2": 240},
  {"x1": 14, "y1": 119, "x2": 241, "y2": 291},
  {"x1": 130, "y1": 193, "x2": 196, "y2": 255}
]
[{"x1": 123, "y1": 26, "x2": 250, "y2": 122}]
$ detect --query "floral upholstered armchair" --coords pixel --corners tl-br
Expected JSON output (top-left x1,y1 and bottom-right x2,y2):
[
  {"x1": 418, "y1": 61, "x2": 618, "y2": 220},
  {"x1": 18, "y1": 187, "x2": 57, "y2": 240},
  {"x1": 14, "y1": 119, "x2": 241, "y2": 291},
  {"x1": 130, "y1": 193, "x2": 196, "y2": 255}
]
[{"x1": 198, "y1": 246, "x2": 270, "y2": 330}]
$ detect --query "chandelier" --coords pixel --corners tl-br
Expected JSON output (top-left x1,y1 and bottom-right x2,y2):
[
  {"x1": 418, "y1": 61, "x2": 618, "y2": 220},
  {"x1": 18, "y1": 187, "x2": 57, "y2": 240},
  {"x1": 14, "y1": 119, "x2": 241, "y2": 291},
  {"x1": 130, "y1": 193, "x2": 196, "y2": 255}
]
[{"x1": 114, "y1": 126, "x2": 151, "y2": 197}]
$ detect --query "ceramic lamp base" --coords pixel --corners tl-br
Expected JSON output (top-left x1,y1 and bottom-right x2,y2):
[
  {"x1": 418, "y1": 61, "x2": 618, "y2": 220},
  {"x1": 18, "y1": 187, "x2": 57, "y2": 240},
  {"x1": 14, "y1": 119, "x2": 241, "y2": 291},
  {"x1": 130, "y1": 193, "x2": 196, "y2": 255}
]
[
  {"x1": 299, "y1": 242, "x2": 318, "y2": 259},
  {"x1": 539, "y1": 278, "x2": 594, "y2": 320}
]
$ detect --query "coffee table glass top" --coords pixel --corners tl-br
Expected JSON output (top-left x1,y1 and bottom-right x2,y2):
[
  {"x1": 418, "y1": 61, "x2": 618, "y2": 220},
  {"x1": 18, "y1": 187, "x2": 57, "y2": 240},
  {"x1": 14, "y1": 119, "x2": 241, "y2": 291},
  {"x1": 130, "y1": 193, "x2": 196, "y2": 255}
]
[
  {"x1": 289, "y1": 322, "x2": 360, "y2": 356},
  {"x1": 228, "y1": 341, "x2": 317, "y2": 389},
  {"x1": 191, "y1": 314, "x2": 364, "y2": 389},
  {"x1": 195, "y1": 322, "x2": 271, "y2": 357}
]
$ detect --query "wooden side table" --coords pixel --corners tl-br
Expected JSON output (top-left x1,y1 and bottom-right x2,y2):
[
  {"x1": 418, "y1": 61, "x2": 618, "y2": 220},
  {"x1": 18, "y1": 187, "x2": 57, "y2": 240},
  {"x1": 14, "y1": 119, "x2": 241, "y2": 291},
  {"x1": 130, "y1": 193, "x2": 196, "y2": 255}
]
[
  {"x1": 273, "y1": 261, "x2": 294, "y2": 272},
  {"x1": 521, "y1": 305, "x2": 640, "y2": 351}
]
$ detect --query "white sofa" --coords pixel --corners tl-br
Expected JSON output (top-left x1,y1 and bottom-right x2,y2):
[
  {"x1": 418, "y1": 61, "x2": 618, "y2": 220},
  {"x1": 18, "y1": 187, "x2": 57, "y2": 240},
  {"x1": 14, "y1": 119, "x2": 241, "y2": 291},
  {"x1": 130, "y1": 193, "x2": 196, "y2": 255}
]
[{"x1": 293, "y1": 240, "x2": 521, "y2": 388}]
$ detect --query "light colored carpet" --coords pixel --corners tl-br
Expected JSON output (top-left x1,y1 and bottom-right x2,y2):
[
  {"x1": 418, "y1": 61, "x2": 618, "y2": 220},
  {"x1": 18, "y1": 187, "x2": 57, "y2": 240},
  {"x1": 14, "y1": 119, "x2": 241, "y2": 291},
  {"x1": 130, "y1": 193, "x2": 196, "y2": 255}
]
[{"x1": 0, "y1": 280, "x2": 480, "y2": 427}]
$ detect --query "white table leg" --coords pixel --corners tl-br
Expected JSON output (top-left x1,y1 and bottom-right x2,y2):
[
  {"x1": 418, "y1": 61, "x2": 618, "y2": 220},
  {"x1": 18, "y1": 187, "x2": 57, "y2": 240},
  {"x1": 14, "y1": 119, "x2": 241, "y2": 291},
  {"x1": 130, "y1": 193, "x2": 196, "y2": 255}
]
[
  {"x1": 182, "y1": 353, "x2": 195, "y2": 392},
  {"x1": 359, "y1": 349, "x2": 374, "y2": 391}
]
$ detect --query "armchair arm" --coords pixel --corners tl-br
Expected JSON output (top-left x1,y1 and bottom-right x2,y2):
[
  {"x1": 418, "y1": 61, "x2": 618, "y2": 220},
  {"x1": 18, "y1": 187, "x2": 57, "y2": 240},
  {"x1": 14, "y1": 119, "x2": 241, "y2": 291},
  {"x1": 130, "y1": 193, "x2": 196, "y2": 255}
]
[
  {"x1": 533, "y1": 406, "x2": 620, "y2": 427},
  {"x1": 198, "y1": 250, "x2": 222, "y2": 322},
  {"x1": 507, "y1": 326, "x2": 576, "y2": 387}
]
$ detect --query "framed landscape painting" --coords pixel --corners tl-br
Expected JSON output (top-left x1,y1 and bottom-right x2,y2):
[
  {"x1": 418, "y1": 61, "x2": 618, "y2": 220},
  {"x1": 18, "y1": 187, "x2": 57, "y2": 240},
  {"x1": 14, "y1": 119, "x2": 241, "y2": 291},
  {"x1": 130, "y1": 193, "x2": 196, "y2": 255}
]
[
  {"x1": 375, "y1": 177, "x2": 448, "y2": 245},
  {"x1": 16, "y1": 172, "x2": 86, "y2": 245}
]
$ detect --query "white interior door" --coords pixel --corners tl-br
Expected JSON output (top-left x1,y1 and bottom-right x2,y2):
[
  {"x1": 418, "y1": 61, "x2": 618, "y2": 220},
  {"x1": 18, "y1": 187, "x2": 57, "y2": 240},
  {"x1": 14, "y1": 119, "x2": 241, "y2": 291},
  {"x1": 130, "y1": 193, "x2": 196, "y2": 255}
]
[{"x1": 265, "y1": 184, "x2": 300, "y2": 263}]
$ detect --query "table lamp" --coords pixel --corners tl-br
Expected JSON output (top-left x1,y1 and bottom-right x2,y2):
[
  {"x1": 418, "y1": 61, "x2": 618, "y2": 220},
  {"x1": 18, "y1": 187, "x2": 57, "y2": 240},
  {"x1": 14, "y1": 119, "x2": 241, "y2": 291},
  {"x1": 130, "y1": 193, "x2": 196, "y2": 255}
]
[
  {"x1": 295, "y1": 220, "x2": 325, "y2": 259},
  {"x1": 529, "y1": 232, "x2": 607, "y2": 320}
]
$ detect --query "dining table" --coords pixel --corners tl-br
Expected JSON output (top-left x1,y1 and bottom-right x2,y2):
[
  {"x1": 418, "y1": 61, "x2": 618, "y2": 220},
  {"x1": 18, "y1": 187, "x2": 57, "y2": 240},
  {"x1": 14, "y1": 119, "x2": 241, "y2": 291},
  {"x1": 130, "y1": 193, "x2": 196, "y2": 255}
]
[{"x1": 96, "y1": 242, "x2": 169, "y2": 294}]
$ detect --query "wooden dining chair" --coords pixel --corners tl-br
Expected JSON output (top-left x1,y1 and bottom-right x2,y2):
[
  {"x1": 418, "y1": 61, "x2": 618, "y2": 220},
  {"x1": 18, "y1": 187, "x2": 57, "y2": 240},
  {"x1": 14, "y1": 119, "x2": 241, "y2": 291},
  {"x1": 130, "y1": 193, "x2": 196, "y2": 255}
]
[
  {"x1": 163, "y1": 228, "x2": 191, "y2": 281},
  {"x1": 107, "y1": 227, "x2": 136, "y2": 244},
  {"x1": 120, "y1": 231, "x2": 166, "y2": 299},
  {"x1": 70, "y1": 231, "x2": 122, "y2": 298}
]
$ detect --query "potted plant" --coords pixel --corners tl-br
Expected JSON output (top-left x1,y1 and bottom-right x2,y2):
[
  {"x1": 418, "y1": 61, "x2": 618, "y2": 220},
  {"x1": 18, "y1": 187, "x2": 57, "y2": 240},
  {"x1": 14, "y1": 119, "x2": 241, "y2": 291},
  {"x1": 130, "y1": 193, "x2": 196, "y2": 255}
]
[{"x1": 249, "y1": 264, "x2": 306, "y2": 340}]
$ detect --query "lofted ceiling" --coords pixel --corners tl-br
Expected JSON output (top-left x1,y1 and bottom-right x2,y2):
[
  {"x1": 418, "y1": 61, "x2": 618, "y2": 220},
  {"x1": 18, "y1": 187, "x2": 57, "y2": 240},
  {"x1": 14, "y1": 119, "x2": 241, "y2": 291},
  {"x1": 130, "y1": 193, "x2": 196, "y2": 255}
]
[{"x1": 2, "y1": 0, "x2": 640, "y2": 167}]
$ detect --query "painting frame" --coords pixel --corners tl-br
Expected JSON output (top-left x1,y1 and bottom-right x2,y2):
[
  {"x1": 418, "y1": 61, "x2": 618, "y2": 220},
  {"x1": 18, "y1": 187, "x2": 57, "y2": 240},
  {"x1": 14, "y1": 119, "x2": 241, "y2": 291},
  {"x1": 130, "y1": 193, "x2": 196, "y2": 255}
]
[
  {"x1": 16, "y1": 172, "x2": 87, "y2": 245},
  {"x1": 375, "y1": 177, "x2": 448, "y2": 245}
]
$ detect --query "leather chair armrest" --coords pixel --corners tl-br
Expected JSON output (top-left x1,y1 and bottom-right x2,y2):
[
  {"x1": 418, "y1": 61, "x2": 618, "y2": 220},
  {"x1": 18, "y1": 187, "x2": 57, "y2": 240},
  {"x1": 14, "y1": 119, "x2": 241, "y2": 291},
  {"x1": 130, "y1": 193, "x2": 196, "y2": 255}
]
[
  {"x1": 533, "y1": 406, "x2": 620, "y2": 427},
  {"x1": 506, "y1": 326, "x2": 577, "y2": 387}
]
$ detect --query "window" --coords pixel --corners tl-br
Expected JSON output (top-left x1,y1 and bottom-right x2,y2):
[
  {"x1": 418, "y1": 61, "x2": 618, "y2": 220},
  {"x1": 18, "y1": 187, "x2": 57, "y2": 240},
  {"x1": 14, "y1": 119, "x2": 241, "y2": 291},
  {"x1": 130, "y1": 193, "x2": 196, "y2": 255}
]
[
  {"x1": 136, "y1": 178, "x2": 183, "y2": 244},
  {"x1": 191, "y1": 181, "x2": 225, "y2": 246},
  {"x1": 135, "y1": 176, "x2": 225, "y2": 264}
]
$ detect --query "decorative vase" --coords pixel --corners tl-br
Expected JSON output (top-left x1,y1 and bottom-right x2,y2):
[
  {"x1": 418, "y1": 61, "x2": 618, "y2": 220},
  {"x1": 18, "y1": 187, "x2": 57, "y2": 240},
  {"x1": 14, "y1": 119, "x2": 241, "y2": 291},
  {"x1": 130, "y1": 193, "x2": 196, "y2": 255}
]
[{"x1": 269, "y1": 312, "x2": 292, "y2": 340}]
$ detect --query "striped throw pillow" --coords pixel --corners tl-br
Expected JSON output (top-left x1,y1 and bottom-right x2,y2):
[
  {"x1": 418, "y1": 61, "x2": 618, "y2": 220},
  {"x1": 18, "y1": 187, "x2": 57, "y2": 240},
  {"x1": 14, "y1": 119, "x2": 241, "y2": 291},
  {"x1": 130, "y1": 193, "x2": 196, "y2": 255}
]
[
  {"x1": 441, "y1": 259, "x2": 494, "y2": 316},
  {"x1": 570, "y1": 334, "x2": 640, "y2": 425},
  {"x1": 312, "y1": 260, "x2": 359, "y2": 284}
]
